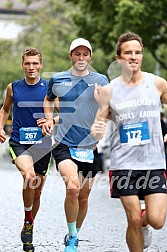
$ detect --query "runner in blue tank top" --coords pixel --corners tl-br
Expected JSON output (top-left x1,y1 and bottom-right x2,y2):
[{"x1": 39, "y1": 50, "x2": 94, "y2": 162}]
[
  {"x1": 42, "y1": 38, "x2": 109, "y2": 252},
  {"x1": 91, "y1": 32, "x2": 167, "y2": 252},
  {"x1": 0, "y1": 48, "x2": 51, "y2": 252}
]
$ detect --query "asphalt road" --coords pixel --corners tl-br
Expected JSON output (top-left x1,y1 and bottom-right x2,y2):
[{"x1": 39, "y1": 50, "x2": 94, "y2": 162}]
[{"x1": 0, "y1": 157, "x2": 167, "y2": 252}]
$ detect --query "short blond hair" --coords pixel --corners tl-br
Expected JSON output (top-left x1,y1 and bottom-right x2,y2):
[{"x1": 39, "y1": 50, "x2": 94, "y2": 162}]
[{"x1": 22, "y1": 47, "x2": 42, "y2": 63}]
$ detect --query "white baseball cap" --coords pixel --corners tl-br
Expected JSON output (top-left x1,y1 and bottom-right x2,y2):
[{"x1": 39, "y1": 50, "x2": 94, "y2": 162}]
[{"x1": 69, "y1": 38, "x2": 92, "y2": 54}]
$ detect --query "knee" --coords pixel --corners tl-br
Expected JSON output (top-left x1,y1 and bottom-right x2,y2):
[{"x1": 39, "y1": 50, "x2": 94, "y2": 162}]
[
  {"x1": 66, "y1": 185, "x2": 80, "y2": 201},
  {"x1": 78, "y1": 196, "x2": 88, "y2": 208},
  {"x1": 128, "y1": 214, "x2": 142, "y2": 228},
  {"x1": 146, "y1": 209, "x2": 166, "y2": 229},
  {"x1": 153, "y1": 223, "x2": 164, "y2": 230},
  {"x1": 24, "y1": 169, "x2": 36, "y2": 180},
  {"x1": 23, "y1": 170, "x2": 36, "y2": 187},
  {"x1": 148, "y1": 217, "x2": 165, "y2": 230}
]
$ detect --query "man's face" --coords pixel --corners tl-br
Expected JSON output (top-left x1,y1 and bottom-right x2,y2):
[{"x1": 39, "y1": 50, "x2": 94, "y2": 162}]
[
  {"x1": 69, "y1": 46, "x2": 91, "y2": 73},
  {"x1": 22, "y1": 55, "x2": 42, "y2": 80},
  {"x1": 116, "y1": 40, "x2": 143, "y2": 74}
]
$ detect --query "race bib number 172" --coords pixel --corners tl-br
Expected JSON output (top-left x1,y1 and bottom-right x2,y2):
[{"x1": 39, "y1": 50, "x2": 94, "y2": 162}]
[{"x1": 119, "y1": 121, "x2": 150, "y2": 146}]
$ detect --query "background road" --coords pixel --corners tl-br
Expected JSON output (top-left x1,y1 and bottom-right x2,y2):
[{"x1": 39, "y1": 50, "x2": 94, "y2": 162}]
[{"x1": 0, "y1": 156, "x2": 167, "y2": 252}]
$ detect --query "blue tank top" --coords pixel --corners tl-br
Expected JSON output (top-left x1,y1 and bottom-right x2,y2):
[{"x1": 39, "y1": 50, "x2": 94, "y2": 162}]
[
  {"x1": 47, "y1": 70, "x2": 109, "y2": 147},
  {"x1": 11, "y1": 78, "x2": 51, "y2": 147}
]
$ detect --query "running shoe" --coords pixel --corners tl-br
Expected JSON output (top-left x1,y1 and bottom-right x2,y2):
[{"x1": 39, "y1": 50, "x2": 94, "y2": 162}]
[
  {"x1": 141, "y1": 203, "x2": 153, "y2": 249},
  {"x1": 21, "y1": 221, "x2": 33, "y2": 243},
  {"x1": 23, "y1": 242, "x2": 35, "y2": 252},
  {"x1": 64, "y1": 234, "x2": 79, "y2": 252}
]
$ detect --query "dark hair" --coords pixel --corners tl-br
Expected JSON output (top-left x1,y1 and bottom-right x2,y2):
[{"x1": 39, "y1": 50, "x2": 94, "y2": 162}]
[
  {"x1": 116, "y1": 32, "x2": 143, "y2": 56},
  {"x1": 22, "y1": 47, "x2": 42, "y2": 63}
]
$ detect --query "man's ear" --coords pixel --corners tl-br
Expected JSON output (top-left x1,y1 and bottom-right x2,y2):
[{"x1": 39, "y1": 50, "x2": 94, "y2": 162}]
[
  {"x1": 68, "y1": 52, "x2": 72, "y2": 60},
  {"x1": 116, "y1": 55, "x2": 121, "y2": 64}
]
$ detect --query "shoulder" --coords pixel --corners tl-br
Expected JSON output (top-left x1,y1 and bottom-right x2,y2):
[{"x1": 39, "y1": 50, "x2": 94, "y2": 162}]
[
  {"x1": 152, "y1": 74, "x2": 167, "y2": 91},
  {"x1": 5, "y1": 83, "x2": 13, "y2": 97},
  {"x1": 149, "y1": 73, "x2": 167, "y2": 102},
  {"x1": 99, "y1": 73, "x2": 109, "y2": 83},
  {"x1": 7, "y1": 83, "x2": 12, "y2": 90},
  {"x1": 11, "y1": 79, "x2": 24, "y2": 94},
  {"x1": 12, "y1": 79, "x2": 23, "y2": 86},
  {"x1": 145, "y1": 72, "x2": 165, "y2": 84},
  {"x1": 39, "y1": 78, "x2": 49, "y2": 86},
  {"x1": 50, "y1": 70, "x2": 71, "y2": 81},
  {"x1": 89, "y1": 71, "x2": 109, "y2": 83},
  {"x1": 154, "y1": 75, "x2": 166, "y2": 85},
  {"x1": 109, "y1": 76, "x2": 120, "y2": 85},
  {"x1": 48, "y1": 71, "x2": 72, "y2": 87}
]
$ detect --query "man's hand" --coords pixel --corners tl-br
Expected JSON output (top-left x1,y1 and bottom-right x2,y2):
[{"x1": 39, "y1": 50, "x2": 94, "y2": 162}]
[
  {"x1": 164, "y1": 134, "x2": 167, "y2": 143},
  {"x1": 94, "y1": 83, "x2": 102, "y2": 103},
  {"x1": 0, "y1": 129, "x2": 7, "y2": 143},
  {"x1": 41, "y1": 119, "x2": 53, "y2": 136},
  {"x1": 91, "y1": 119, "x2": 107, "y2": 140},
  {"x1": 37, "y1": 115, "x2": 59, "y2": 136},
  {"x1": 36, "y1": 118, "x2": 47, "y2": 128}
]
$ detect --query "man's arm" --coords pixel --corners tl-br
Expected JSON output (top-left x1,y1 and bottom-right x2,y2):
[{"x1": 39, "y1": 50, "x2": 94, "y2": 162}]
[
  {"x1": 41, "y1": 95, "x2": 56, "y2": 136},
  {"x1": 155, "y1": 76, "x2": 167, "y2": 103},
  {"x1": 0, "y1": 83, "x2": 13, "y2": 143},
  {"x1": 91, "y1": 84, "x2": 111, "y2": 140},
  {"x1": 37, "y1": 97, "x2": 59, "y2": 128},
  {"x1": 155, "y1": 76, "x2": 167, "y2": 143}
]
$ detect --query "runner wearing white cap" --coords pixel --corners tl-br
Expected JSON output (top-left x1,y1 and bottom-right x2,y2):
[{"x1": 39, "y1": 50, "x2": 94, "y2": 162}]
[{"x1": 42, "y1": 38, "x2": 109, "y2": 252}]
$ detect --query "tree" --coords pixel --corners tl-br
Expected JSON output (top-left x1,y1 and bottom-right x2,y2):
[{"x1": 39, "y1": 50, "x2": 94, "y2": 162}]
[
  {"x1": 0, "y1": 40, "x2": 23, "y2": 102},
  {"x1": 17, "y1": 0, "x2": 79, "y2": 74},
  {"x1": 0, "y1": 0, "x2": 78, "y2": 98},
  {"x1": 66, "y1": 0, "x2": 167, "y2": 78}
]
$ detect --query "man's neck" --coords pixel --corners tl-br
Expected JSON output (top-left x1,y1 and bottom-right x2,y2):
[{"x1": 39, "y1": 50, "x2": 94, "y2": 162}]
[
  {"x1": 25, "y1": 77, "x2": 40, "y2": 85},
  {"x1": 121, "y1": 71, "x2": 144, "y2": 86},
  {"x1": 71, "y1": 68, "x2": 89, "y2": 77}
]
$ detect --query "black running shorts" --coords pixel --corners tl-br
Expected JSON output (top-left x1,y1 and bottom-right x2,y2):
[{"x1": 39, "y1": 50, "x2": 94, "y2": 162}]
[
  {"x1": 9, "y1": 139, "x2": 51, "y2": 176},
  {"x1": 52, "y1": 142, "x2": 99, "y2": 178},
  {"x1": 109, "y1": 169, "x2": 167, "y2": 200}
]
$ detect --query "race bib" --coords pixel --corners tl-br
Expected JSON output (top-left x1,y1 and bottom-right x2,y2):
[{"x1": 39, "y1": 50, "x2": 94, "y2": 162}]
[
  {"x1": 119, "y1": 121, "x2": 150, "y2": 146},
  {"x1": 19, "y1": 127, "x2": 42, "y2": 144},
  {"x1": 69, "y1": 147, "x2": 94, "y2": 163}
]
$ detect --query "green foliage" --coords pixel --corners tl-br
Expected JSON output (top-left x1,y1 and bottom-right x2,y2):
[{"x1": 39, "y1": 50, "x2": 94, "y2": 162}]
[
  {"x1": 18, "y1": 0, "x2": 78, "y2": 74},
  {"x1": 0, "y1": 41, "x2": 23, "y2": 102},
  {"x1": 0, "y1": 0, "x2": 166, "y2": 102},
  {"x1": 0, "y1": 0, "x2": 78, "y2": 98},
  {"x1": 67, "y1": 0, "x2": 167, "y2": 78},
  {"x1": 5, "y1": 0, "x2": 13, "y2": 9}
]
